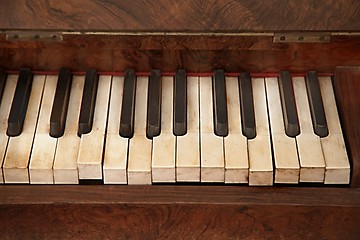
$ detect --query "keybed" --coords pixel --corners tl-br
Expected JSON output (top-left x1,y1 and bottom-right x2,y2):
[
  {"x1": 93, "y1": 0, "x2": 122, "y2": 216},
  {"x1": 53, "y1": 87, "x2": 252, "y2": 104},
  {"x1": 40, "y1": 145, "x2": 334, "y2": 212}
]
[{"x1": 0, "y1": 70, "x2": 350, "y2": 185}]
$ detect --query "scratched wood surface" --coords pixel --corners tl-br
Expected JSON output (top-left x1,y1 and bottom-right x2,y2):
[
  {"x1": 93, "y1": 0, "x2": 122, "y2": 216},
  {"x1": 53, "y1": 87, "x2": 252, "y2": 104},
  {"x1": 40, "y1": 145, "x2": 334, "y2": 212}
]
[
  {"x1": 0, "y1": 204, "x2": 359, "y2": 239},
  {"x1": 0, "y1": 0, "x2": 359, "y2": 32}
]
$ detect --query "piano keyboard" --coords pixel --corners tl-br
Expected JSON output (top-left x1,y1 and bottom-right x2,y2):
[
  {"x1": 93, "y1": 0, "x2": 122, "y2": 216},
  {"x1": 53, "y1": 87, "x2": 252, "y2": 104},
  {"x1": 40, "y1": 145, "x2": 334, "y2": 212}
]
[{"x1": 0, "y1": 68, "x2": 350, "y2": 185}]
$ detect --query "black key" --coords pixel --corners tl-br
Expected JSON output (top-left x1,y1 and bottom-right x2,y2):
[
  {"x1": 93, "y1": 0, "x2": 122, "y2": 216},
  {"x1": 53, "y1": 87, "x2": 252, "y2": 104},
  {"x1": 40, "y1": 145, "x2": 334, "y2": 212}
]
[
  {"x1": 7, "y1": 68, "x2": 33, "y2": 137},
  {"x1": 78, "y1": 69, "x2": 98, "y2": 137},
  {"x1": 279, "y1": 71, "x2": 300, "y2": 137},
  {"x1": 119, "y1": 69, "x2": 136, "y2": 138},
  {"x1": 0, "y1": 68, "x2": 7, "y2": 103},
  {"x1": 173, "y1": 69, "x2": 187, "y2": 136},
  {"x1": 49, "y1": 68, "x2": 72, "y2": 138},
  {"x1": 212, "y1": 69, "x2": 228, "y2": 137},
  {"x1": 239, "y1": 72, "x2": 256, "y2": 139},
  {"x1": 146, "y1": 69, "x2": 161, "y2": 138},
  {"x1": 305, "y1": 71, "x2": 328, "y2": 137}
]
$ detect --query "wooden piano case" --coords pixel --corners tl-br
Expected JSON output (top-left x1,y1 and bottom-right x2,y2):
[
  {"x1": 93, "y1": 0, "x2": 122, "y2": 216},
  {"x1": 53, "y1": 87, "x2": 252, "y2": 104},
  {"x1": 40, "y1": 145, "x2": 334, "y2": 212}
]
[{"x1": 0, "y1": 0, "x2": 360, "y2": 239}]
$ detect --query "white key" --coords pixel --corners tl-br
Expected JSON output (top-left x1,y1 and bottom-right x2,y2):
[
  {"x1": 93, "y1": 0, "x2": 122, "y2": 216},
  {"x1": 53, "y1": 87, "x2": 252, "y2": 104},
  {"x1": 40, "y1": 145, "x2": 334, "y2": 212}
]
[
  {"x1": 224, "y1": 77, "x2": 248, "y2": 183},
  {"x1": 0, "y1": 75, "x2": 18, "y2": 183},
  {"x1": 53, "y1": 76, "x2": 84, "y2": 184},
  {"x1": 128, "y1": 76, "x2": 152, "y2": 184},
  {"x1": 293, "y1": 77, "x2": 325, "y2": 182},
  {"x1": 248, "y1": 78, "x2": 273, "y2": 186},
  {"x1": 103, "y1": 76, "x2": 128, "y2": 184},
  {"x1": 3, "y1": 75, "x2": 45, "y2": 183},
  {"x1": 319, "y1": 76, "x2": 350, "y2": 184},
  {"x1": 152, "y1": 76, "x2": 176, "y2": 182},
  {"x1": 176, "y1": 76, "x2": 200, "y2": 182},
  {"x1": 77, "y1": 75, "x2": 111, "y2": 179},
  {"x1": 199, "y1": 76, "x2": 224, "y2": 182},
  {"x1": 29, "y1": 75, "x2": 58, "y2": 184},
  {"x1": 265, "y1": 77, "x2": 300, "y2": 183}
]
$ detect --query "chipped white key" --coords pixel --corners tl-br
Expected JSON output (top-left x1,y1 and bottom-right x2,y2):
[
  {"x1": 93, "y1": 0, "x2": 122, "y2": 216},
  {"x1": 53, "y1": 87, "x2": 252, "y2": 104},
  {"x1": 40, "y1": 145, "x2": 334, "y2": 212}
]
[
  {"x1": 224, "y1": 77, "x2": 248, "y2": 183},
  {"x1": 29, "y1": 75, "x2": 58, "y2": 184},
  {"x1": 199, "y1": 76, "x2": 224, "y2": 182},
  {"x1": 176, "y1": 76, "x2": 200, "y2": 182},
  {"x1": 77, "y1": 75, "x2": 111, "y2": 179},
  {"x1": 53, "y1": 76, "x2": 84, "y2": 184},
  {"x1": 265, "y1": 77, "x2": 300, "y2": 183},
  {"x1": 152, "y1": 76, "x2": 176, "y2": 182},
  {"x1": 0, "y1": 75, "x2": 18, "y2": 183},
  {"x1": 128, "y1": 76, "x2": 152, "y2": 184},
  {"x1": 248, "y1": 78, "x2": 273, "y2": 186},
  {"x1": 103, "y1": 76, "x2": 128, "y2": 184},
  {"x1": 3, "y1": 75, "x2": 45, "y2": 183},
  {"x1": 319, "y1": 76, "x2": 350, "y2": 184},
  {"x1": 293, "y1": 77, "x2": 325, "y2": 182}
]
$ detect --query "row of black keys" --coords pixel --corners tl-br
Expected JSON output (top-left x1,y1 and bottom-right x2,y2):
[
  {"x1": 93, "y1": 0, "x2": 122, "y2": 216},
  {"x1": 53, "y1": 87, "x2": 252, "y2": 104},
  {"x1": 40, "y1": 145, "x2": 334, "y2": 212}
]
[{"x1": 0, "y1": 67, "x2": 328, "y2": 139}]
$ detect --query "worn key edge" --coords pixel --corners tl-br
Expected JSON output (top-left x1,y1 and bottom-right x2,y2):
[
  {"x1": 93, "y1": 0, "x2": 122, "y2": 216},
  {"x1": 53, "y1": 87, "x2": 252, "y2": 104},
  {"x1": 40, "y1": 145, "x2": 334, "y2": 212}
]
[{"x1": 50, "y1": 67, "x2": 72, "y2": 138}]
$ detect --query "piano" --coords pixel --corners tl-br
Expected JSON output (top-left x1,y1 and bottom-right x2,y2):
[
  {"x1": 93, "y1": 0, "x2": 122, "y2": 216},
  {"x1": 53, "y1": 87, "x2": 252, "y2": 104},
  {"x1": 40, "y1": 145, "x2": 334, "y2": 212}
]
[{"x1": 0, "y1": 0, "x2": 359, "y2": 238}]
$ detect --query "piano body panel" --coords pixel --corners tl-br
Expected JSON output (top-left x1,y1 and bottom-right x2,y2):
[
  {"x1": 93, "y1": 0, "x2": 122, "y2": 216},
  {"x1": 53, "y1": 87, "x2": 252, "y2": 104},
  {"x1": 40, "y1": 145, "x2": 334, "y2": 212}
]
[
  {"x1": 334, "y1": 67, "x2": 360, "y2": 187},
  {"x1": 1, "y1": 34, "x2": 360, "y2": 72},
  {"x1": 1, "y1": 203, "x2": 360, "y2": 239},
  {"x1": 1, "y1": 1, "x2": 360, "y2": 237},
  {"x1": 0, "y1": 186, "x2": 360, "y2": 239},
  {"x1": 0, "y1": 0, "x2": 360, "y2": 32}
]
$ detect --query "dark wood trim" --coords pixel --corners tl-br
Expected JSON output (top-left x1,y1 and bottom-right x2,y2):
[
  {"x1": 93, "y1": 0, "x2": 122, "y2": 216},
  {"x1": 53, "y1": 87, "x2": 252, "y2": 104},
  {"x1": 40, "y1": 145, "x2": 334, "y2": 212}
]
[
  {"x1": 1, "y1": 0, "x2": 360, "y2": 32},
  {"x1": 0, "y1": 185, "x2": 359, "y2": 206},
  {"x1": 334, "y1": 67, "x2": 360, "y2": 187},
  {"x1": 1, "y1": 204, "x2": 359, "y2": 239},
  {"x1": 1, "y1": 34, "x2": 360, "y2": 73}
]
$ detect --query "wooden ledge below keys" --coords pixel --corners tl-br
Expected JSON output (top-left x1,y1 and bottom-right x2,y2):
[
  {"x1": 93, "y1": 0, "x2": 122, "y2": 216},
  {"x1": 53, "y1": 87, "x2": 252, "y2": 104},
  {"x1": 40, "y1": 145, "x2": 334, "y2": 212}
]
[
  {"x1": 0, "y1": 185, "x2": 359, "y2": 206},
  {"x1": 0, "y1": 186, "x2": 359, "y2": 239}
]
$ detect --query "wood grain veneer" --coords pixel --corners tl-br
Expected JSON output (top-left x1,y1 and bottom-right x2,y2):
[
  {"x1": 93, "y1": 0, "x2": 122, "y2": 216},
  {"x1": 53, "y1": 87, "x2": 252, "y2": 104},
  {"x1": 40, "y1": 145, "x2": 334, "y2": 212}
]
[
  {"x1": 1, "y1": 34, "x2": 360, "y2": 72},
  {"x1": 0, "y1": 0, "x2": 359, "y2": 32}
]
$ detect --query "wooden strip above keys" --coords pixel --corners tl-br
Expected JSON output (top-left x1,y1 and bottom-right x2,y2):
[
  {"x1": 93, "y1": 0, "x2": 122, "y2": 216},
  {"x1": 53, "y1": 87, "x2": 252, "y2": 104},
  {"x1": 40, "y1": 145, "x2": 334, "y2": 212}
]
[{"x1": 3, "y1": 75, "x2": 45, "y2": 183}]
